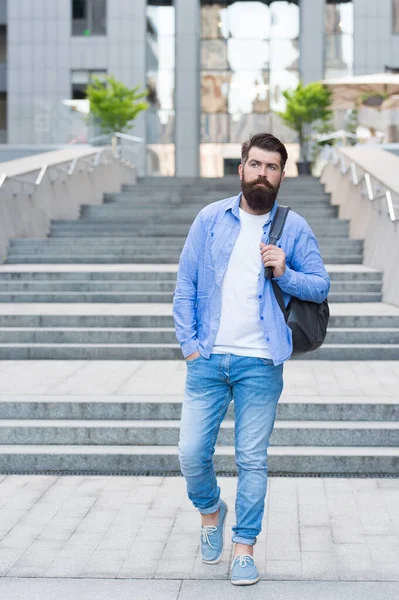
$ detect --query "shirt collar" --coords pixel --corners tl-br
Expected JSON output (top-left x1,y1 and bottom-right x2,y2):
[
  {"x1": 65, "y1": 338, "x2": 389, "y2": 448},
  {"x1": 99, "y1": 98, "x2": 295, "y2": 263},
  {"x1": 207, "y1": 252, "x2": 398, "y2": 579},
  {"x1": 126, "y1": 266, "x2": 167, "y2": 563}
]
[{"x1": 226, "y1": 192, "x2": 279, "y2": 225}]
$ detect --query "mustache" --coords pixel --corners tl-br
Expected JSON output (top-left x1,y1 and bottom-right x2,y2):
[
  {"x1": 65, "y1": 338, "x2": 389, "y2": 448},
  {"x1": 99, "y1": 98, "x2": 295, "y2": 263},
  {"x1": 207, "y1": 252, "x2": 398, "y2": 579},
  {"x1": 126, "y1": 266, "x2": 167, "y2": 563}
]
[{"x1": 250, "y1": 177, "x2": 275, "y2": 190}]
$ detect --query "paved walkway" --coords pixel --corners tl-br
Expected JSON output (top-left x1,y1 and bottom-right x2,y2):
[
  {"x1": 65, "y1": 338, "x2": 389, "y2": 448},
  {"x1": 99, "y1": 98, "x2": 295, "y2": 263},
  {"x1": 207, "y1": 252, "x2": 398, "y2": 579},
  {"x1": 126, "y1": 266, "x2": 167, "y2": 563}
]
[
  {"x1": 0, "y1": 475, "x2": 398, "y2": 581},
  {"x1": 0, "y1": 358, "x2": 398, "y2": 597},
  {"x1": 0, "y1": 359, "x2": 398, "y2": 397}
]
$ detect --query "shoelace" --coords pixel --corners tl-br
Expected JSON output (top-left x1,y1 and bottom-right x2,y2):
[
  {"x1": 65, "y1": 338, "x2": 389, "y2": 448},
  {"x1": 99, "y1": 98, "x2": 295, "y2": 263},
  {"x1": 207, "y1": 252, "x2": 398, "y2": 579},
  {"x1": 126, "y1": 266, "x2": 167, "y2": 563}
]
[
  {"x1": 201, "y1": 524, "x2": 217, "y2": 548},
  {"x1": 233, "y1": 554, "x2": 253, "y2": 568}
]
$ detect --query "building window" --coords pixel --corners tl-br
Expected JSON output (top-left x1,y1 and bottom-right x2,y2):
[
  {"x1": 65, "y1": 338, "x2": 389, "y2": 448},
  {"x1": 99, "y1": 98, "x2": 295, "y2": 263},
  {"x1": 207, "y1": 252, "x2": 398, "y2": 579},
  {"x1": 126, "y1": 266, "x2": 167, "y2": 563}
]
[
  {"x1": 146, "y1": 0, "x2": 175, "y2": 176},
  {"x1": 72, "y1": 0, "x2": 106, "y2": 36},
  {"x1": 71, "y1": 70, "x2": 107, "y2": 99},
  {"x1": 394, "y1": 0, "x2": 399, "y2": 33},
  {"x1": 324, "y1": 1, "x2": 354, "y2": 78},
  {"x1": 200, "y1": 0, "x2": 299, "y2": 176}
]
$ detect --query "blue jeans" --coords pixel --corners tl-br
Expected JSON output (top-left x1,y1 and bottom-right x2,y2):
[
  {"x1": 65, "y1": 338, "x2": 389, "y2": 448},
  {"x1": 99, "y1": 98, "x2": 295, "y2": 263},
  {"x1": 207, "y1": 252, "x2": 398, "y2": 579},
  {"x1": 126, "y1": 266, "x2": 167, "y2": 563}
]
[{"x1": 178, "y1": 353, "x2": 284, "y2": 546}]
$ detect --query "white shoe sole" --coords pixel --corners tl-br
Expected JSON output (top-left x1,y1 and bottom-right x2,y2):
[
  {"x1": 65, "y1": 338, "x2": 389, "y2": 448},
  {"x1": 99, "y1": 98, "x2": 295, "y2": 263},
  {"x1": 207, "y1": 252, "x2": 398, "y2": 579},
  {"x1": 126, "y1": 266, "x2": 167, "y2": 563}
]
[
  {"x1": 201, "y1": 503, "x2": 228, "y2": 565},
  {"x1": 231, "y1": 576, "x2": 260, "y2": 586}
]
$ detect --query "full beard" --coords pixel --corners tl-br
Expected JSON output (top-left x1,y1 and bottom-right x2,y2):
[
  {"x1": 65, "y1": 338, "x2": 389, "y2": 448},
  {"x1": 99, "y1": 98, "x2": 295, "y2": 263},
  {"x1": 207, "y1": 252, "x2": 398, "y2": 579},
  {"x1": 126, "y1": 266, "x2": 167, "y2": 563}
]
[{"x1": 241, "y1": 175, "x2": 280, "y2": 213}]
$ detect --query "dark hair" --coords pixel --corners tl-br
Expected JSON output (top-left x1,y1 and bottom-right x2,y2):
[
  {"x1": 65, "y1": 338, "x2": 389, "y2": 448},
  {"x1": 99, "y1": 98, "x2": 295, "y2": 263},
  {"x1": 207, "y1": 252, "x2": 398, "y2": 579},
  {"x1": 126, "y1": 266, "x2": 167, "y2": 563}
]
[{"x1": 241, "y1": 133, "x2": 288, "y2": 171}]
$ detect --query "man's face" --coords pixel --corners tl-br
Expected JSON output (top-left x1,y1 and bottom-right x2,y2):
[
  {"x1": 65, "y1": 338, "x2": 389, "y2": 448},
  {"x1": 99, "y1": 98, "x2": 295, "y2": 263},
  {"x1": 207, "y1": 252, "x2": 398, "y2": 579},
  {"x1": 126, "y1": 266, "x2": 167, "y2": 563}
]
[{"x1": 239, "y1": 147, "x2": 285, "y2": 213}]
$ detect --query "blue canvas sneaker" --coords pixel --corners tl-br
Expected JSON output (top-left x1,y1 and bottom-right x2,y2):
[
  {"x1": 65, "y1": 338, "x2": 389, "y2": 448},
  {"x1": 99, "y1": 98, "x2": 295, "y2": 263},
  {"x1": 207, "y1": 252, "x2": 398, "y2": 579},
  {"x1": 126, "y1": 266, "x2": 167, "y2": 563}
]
[
  {"x1": 200, "y1": 499, "x2": 228, "y2": 564},
  {"x1": 230, "y1": 554, "x2": 260, "y2": 586}
]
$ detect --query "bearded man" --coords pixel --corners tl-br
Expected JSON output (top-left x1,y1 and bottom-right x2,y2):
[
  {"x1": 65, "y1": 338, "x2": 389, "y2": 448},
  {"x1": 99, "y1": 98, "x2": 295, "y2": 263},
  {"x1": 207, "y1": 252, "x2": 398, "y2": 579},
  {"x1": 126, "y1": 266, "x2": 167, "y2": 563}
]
[{"x1": 173, "y1": 133, "x2": 330, "y2": 586}]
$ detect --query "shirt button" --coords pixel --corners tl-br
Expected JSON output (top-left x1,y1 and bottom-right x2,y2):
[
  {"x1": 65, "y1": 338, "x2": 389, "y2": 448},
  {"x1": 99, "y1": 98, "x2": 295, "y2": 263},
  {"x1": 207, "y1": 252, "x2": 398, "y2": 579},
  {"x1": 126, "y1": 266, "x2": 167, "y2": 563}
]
[
  {"x1": 258, "y1": 295, "x2": 262, "y2": 299},
  {"x1": 260, "y1": 316, "x2": 264, "y2": 320},
  {"x1": 266, "y1": 337, "x2": 269, "y2": 342}
]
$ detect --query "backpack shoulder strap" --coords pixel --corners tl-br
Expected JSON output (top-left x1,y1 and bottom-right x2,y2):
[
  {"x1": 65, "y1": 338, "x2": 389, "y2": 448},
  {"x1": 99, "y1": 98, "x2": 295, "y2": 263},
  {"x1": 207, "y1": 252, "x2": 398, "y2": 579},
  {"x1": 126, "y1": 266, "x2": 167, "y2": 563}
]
[
  {"x1": 269, "y1": 206, "x2": 290, "y2": 245},
  {"x1": 264, "y1": 206, "x2": 291, "y2": 282}
]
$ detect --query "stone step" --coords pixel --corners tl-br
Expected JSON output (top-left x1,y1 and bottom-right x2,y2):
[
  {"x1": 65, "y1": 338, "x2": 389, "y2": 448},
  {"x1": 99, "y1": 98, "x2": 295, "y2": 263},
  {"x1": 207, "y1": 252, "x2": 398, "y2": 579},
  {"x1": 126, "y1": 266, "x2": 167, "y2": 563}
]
[
  {"x1": 0, "y1": 312, "x2": 396, "y2": 329},
  {"x1": 0, "y1": 445, "x2": 397, "y2": 474},
  {"x1": 0, "y1": 281, "x2": 380, "y2": 293},
  {"x1": 5, "y1": 255, "x2": 364, "y2": 265},
  {"x1": 0, "y1": 269, "x2": 381, "y2": 282},
  {"x1": 9, "y1": 236, "x2": 364, "y2": 247},
  {"x1": 7, "y1": 240, "x2": 364, "y2": 253},
  {"x1": 103, "y1": 198, "x2": 333, "y2": 207},
  {"x1": 0, "y1": 343, "x2": 397, "y2": 359},
  {"x1": 49, "y1": 219, "x2": 349, "y2": 229},
  {"x1": 49, "y1": 226, "x2": 351, "y2": 238},
  {"x1": 79, "y1": 208, "x2": 339, "y2": 219},
  {"x1": 115, "y1": 198, "x2": 332, "y2": 206},
  {"x1": 8, "y1": 237, "x2": 363, "y2": 252},
  {"x1": 0, "y1": 419, "x2": 397, "y2": 447},
  {"x1": 0, "y1": 327, "x2": 396, "y2": 344},
  {"x1": 0, "y1": 395, "x2": 396, "y2": 421},
  {"x1": 0, "y1": 292, "x2": 378, "y2": 303}
]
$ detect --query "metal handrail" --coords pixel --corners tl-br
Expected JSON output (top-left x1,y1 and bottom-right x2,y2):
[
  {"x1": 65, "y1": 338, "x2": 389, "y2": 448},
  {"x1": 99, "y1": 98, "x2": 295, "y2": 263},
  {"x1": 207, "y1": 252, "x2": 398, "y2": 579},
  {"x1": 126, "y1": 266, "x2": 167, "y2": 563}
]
[
  {"x1": 114, "y1": 132, "x2": 144, "y2": 143},
  {"x1": 329, "y1": 148, "x2": 399, "y2": 222},
  {"x1": 0, "y1": 148, "x2": 115, "y2": 197}
]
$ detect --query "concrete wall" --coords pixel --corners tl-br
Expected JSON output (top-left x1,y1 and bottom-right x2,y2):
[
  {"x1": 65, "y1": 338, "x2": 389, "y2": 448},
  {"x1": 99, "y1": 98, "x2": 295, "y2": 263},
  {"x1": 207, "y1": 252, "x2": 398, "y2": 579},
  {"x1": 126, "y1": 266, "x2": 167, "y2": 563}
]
[
  {"x1": 354, "y1": 0, "x2": 399, "y2": 75},
  {"x1": 7, "y1": 0, "x2": 147, "y2": 174},
  {"x1": 321, "y1": 146, "x2": 399, "y2": 307},
  {"x1": 7, "y1": 0, "x2": 71, "y2": 145},
  {"x1": 299, "y1": 0, "x2": 324, "y2": 84},
  {"x1": 0, "y1": 146, "x2": 136, "y2": 261}
]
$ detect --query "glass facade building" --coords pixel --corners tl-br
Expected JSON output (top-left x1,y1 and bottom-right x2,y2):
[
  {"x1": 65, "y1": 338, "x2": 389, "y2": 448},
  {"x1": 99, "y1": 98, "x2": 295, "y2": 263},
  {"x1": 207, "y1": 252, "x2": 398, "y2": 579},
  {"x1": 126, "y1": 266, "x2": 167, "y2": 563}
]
[{"x1": 3, "y1": 0, "x2": 399, "y2": 175}]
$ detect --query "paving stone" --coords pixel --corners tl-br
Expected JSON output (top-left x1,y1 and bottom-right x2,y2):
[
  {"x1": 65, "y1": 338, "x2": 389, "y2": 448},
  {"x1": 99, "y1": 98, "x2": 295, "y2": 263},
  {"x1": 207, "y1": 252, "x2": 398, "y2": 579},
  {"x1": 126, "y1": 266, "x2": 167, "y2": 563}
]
[
  {"x1": 300, "y1": 526, "x2": 334, "y2": 552},
  {"x1": 264, "y1": 559, "x2": 303, "y2": 580},
  {"x1": 301, "y1": 551, "x2": 340, "y2": 580}
]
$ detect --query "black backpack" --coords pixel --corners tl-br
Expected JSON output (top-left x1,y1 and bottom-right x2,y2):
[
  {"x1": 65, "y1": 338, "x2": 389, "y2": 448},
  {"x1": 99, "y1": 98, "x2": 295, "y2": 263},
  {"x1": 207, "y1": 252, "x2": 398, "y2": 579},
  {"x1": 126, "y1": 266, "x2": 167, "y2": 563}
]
[{"x1": 265, "y1": 206, "x2": 330, "y2": 355}]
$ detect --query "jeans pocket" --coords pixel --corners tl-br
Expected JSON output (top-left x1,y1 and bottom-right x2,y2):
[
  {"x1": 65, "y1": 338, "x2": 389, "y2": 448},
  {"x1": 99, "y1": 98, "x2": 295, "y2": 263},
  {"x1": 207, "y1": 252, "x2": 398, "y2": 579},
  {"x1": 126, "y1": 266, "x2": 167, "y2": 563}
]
[
  {"x1": 186, "y1": 355, "x2": 202, "y2": 364},
  {"x1": 258, "y1": 357, "x2": 274, "y2": 366}
]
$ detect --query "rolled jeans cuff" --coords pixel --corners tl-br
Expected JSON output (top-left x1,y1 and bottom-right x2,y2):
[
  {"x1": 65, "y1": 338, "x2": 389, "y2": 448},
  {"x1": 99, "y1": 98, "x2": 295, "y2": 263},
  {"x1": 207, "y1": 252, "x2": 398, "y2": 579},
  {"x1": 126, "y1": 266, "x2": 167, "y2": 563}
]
[
  {"x1": 232, "y1": 535, "x2": 257, "y2": 546},
  {"x1": 198, "y1": 500, "x2": 221, "y2": 515}
]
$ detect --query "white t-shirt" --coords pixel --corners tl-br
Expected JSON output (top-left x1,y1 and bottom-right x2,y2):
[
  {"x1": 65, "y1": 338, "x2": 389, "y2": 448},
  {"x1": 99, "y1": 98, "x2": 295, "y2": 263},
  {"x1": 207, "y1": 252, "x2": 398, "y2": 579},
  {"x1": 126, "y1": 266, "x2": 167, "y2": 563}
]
[{"x1": 212, "y1": 207, "x2": 272, "y2": 359}]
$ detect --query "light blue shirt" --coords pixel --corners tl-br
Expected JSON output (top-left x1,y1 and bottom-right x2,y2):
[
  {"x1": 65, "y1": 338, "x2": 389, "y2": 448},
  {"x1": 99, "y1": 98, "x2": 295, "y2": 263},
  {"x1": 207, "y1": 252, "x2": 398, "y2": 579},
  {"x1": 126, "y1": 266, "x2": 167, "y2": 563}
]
[{"x1": 173, "y1": 193, "x2": 331, "y2": 366}]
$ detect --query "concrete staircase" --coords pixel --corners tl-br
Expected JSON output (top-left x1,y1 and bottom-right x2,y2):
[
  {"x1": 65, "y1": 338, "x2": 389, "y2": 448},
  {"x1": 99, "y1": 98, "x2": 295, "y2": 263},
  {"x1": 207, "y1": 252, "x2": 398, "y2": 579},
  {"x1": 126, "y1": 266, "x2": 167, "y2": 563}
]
[
  {"x1": 0, "y1": 175, "x2": 398, "y2": 475},
  {"x1": 0, "y1": 394, "x2": 398, "y2": 475},
  {"x1": 0, "y1": 176, "x2": 398, "y2": 360}
]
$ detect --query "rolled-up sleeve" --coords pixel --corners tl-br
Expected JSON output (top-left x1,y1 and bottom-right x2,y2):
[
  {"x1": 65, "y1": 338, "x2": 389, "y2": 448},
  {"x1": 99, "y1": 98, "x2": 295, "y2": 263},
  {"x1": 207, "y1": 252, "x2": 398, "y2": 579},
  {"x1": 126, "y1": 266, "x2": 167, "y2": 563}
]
[
  {"x1": 173, "y1": 213, "x2": 204, "y2": 357},
  {"x1": 273, "y1": 220, "x2": 330, "y2": 303}
]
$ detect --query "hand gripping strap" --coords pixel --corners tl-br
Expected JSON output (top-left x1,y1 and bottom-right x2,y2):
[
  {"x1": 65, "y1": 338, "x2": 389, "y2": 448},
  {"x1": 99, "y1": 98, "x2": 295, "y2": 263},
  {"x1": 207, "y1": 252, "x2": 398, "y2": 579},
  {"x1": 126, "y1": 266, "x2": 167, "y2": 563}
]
[{"x1": 264, "y1": 206, "x2": 290, "y2": 282}]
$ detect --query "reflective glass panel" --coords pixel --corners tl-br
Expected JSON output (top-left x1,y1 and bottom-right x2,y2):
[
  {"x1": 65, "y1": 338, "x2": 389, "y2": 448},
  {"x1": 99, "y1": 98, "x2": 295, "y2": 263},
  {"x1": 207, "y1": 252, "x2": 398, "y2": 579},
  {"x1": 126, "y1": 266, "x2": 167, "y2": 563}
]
[
  {"x1": 270, "y1": 39, "x2": 299, "y2": 71},
  {"x1": 227, "y1": 40, "x2": 269, "y2": 71},
  {"x1": 270, "y1": 1, "x2": 299, "y2": 39},
  {"x1": 230, "y1": 113, "x2": 271, "y2": 143},
  {"x1": 201, "y1": 5, "x2": 229, "y2": 39},
  {"x1": 146, "y1": 1, "x2": 175, "y2": 174},
  {"x1": 324, "y1": 34, "x2": 353, "y2": 77},
  {"x1": 201, "y1": 71, "x2": 231, "y2": 113},
  {"x1": 324, "y1": 1, "x2": 353, "y2": 77},
  {"x1": 147, "y1": 70, "x2": 174, "y2": 112},
  {"x1": 201, "y1": 113, "x2": 229, "y2": 143},
  {"x1": 147, "y1": 144, "x2": 175, "y2": 176},
  {"x1": 269, "y1": 70, "x2": 299, "y2": 111},
  {"x1": 147, "y1": 109, "x2": 175, "y2": 144},
  {"x1": 229, "y1": 71, "x2": 269, "y2": 114},
  {"x1": 226, "y1": 2, "x2": 271, "y2": 40},
  {"x1": 201, "y1": 40, "x2": 228, "y2": 70},
  {"x1": 395, "y1": 0, "x2": 399, "y2": 33}
]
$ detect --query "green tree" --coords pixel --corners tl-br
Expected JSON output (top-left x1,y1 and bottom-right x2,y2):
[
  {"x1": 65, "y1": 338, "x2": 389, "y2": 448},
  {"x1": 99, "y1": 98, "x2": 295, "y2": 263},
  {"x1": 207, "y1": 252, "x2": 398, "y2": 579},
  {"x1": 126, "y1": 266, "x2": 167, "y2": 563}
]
[
  {"x1": 86, "y1": 75, "x2": 148, "y2": 134},
  {"x1": 277, "y1": 82, "x2": 333, "y2": 163}
]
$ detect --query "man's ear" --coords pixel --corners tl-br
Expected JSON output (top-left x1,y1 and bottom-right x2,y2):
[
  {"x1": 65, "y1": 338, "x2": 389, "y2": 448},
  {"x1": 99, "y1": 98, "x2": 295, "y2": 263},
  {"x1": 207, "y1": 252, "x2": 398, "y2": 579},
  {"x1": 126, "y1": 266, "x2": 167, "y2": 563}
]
[
  {"x1": 281, "y1": 170, "x2": 286, "y2": 183},
  {"x1": 238, "y1": 163, "x2": 243, "y2": 180}
]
